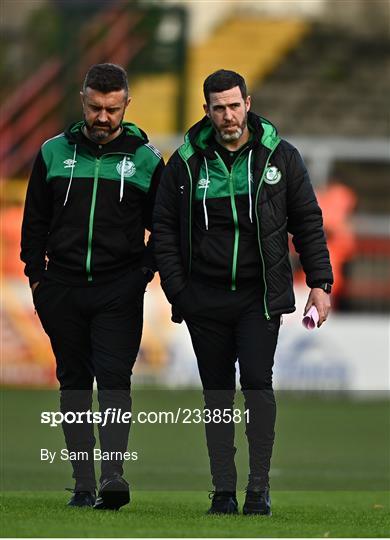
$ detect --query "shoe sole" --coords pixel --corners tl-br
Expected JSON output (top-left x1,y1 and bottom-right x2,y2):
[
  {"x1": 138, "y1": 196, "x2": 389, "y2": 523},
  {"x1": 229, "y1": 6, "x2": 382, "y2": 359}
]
[{"x1": 96, "y1": 479, "x2": 130, "y2": 510}]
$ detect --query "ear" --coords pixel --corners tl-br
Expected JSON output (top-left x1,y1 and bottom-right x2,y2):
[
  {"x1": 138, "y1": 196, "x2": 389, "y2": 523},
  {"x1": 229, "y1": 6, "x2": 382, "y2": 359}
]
[
  {"x1": 203, "y1": 103, "x2": 210, "y2": 117},
  {"x1": 125, "y1": 96, "x2": 131, "y2": 109},
  {"x1": 80, "y1": 91, "x2": 85, "y2": 107},
  {"x1": 245, "y1": 95, "x2": 251, "y2": 112}
]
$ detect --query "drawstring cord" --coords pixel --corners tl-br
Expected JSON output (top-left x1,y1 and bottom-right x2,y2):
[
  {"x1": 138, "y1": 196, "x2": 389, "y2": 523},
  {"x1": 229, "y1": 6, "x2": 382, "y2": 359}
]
[
  {"x1": 203, "y1": 157, "x2": 210, "y2": 230},
  {"x1": 63, "y1": 145, "x2": 77, "y2": 206},
  {"x1": 247, "y1": 149, "x2": 253, "y2": 223},
  {"x1": 120, "y1": 157, "x2": 126, "y2": 202}
]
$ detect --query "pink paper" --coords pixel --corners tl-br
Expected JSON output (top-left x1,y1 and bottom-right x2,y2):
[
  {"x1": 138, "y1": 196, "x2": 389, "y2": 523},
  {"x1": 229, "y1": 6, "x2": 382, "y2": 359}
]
[{"x1": 302, "y1": 306, "x2": 319, "y2": 330}]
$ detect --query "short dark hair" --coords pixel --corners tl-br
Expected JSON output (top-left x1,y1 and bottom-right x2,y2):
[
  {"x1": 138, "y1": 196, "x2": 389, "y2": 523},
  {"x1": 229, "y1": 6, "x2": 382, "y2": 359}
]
[
  {"x1": 83, "y1": 63, "x2": 128, "y2": 96},
  {"x1": 203, "y1": 69, "x2": 247, "y2": 104}
]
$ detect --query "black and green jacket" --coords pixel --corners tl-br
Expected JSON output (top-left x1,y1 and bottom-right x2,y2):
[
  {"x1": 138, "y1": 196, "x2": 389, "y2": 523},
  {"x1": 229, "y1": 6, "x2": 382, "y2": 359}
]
[
  {"x1": 21, "y1": 121, "x2": 164, "y2": 286},
  {"x1": 153, "y1": 112, "x2": 333, "y2": 319}
]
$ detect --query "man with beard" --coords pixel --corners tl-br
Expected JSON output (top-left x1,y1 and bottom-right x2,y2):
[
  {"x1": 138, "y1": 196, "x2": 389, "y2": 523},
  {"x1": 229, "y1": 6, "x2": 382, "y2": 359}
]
[
  {"x1": 153, "y1": 70, "x2": 332, "y2": 515},
  {"x1": 21, "y1": 63, "x2": 164, "y2": 510}
]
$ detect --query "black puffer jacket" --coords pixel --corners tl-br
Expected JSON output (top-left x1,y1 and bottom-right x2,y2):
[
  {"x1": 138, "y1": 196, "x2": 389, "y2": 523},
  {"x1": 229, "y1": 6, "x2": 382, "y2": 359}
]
[{"x1": 153, "y1": 112, "x2": 333, "y2": 320}]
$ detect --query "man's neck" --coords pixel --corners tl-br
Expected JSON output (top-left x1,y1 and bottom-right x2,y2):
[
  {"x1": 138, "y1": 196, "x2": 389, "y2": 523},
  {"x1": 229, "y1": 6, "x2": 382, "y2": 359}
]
[{"x1": 215, "y1": 127, "x2": 250, "y2": 152}]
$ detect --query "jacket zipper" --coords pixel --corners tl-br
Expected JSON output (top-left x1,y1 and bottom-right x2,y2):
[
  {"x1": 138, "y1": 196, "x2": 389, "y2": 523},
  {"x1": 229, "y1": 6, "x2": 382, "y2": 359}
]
[
  {"x1": 214, "y1": 152, "x2": 241, "y2": 291},
  {"x1": 228, "y1": 168, "x2": 239, "y2": 291},
  {"x1": 86, "y1": 158, "x2": 100, "y2": 281},
  {"x1": 85, "y1": 152, "x2": 134, "y2": 282},
  {"x1": 184, "y1": 159, "x2": 193, "y2": 273},
  {"x1": 254, "y1": 148, "x2": 277, "y2": 320}
]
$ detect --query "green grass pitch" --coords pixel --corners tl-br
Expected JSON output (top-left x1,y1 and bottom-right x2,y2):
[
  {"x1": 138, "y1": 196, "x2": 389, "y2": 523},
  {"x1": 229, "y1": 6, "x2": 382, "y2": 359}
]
[{"x1": 1, "y1": 388, "x2": 389, "y2": 537}]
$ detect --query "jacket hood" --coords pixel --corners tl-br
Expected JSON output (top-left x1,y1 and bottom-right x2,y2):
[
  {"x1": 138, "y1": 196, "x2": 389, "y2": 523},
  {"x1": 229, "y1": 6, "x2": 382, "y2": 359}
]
[
  {"x1": 179, "y1": 112, "x2": 280, "y2": 162},
  {"x1": 65, "y1": 121, "x2": 149, "y2": 154}
]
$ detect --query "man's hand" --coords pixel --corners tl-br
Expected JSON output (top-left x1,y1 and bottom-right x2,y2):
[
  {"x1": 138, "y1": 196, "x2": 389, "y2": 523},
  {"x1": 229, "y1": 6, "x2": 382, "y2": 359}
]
[
  {"x1": 31, "y1": 281, "x2": 39, "y2": 295},
  {"x1": 304, "y1": 288, "x2": 331, "y2": 327}
]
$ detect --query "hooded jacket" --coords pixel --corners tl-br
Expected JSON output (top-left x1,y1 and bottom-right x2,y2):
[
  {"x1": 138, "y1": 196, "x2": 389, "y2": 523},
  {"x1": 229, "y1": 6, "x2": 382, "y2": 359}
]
[
  {"x1": 153, "y1": 112, "x2": 333, "y2": 320},
  {"x1": 21, "y1": 121, "x2": 164, "y2": 286}
]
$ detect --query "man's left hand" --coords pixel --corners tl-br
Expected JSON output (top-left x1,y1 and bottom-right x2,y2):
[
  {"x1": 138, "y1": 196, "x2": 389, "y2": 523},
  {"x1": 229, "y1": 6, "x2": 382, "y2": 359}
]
[{"x1": 304, "y1": 288, "x2": 331, "y2": 327}]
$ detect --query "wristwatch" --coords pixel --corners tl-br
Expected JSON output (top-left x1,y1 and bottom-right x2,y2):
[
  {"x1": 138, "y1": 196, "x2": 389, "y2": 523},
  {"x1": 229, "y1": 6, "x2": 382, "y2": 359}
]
[{"x1": 315, "y1": 283, "x2": 332, "y2": 294}]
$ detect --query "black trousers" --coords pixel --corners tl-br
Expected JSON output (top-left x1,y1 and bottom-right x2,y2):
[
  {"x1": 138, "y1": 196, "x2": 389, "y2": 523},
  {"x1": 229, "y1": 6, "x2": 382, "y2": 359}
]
[
  {"x1": 175, "y1": 280, "x2": 280, "y2": 491},
  {"x1": 34, "y1": 270, "x2": 145, "y2": 491}
]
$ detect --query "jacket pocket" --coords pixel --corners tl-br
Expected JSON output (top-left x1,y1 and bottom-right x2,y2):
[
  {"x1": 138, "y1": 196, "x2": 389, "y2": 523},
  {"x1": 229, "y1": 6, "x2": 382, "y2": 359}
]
[
  {"x1": 47, "y1": 226, "x2": 87, "y2": 269},
  {"x1": 192, "y1": 231, "x2": 233, "y2": 280},
  {"x1": 94, "y1": 227, "x2": 144, "y2": 264}
]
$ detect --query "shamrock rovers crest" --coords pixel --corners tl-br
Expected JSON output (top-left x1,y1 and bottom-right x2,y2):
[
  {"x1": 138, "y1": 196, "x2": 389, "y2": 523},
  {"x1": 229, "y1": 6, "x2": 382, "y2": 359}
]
[
  {"x1": 116, "y1": 158, "x2": 136, "y2": 177},
  {"x1": 264, "y1": 166, "x2": 281, "y2": 185}
]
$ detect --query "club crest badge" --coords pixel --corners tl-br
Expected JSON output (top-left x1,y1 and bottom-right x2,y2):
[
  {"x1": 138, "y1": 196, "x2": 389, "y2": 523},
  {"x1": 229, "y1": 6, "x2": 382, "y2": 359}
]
[
  {"x1": 116, "y1": 159, "x2": 136, "y2": 177},
  {"x1": 264, "y1": 166, "x2": 281, "y2": 185}
]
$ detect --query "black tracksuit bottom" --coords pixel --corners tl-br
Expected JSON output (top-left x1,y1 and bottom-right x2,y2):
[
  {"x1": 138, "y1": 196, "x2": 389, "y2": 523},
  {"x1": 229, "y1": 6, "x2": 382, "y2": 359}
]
[
  {"x1": 175, "y1": 280, "x2": 280, "y2": 492},
  {"x1": 33, "y1": 270, "x2": 145, "y2": 491}
]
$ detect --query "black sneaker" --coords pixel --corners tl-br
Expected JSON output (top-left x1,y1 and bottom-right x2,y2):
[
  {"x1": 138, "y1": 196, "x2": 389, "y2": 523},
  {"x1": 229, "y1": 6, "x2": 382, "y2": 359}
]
[
  {"x1": 67, "y1": 490, "x2": 96, "y2": 507},
  {"x1": 243, "y1": 488, "x2": 272, "y2": 516},
  {"x1": 93, "y1": 474, "x2": 130, "y2": 510},
  {"x1": 207, "y1": 491, "x2": 238, "y2": 515}
]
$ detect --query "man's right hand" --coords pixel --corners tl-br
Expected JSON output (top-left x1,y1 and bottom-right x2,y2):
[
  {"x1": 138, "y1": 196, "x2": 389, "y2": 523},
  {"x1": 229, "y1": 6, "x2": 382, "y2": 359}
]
[{"x1": 31, "y1": 281, "x2": 39, "y2": 294}]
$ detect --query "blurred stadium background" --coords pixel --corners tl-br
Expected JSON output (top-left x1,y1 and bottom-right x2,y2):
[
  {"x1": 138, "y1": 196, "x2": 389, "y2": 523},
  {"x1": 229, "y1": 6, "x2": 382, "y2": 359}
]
[
  {"x1": 1, "y1": 0, "x2": 389, "y2": 393},
  {"x1": 1, "y1": 6, "x2": 389, "y2": 536}
]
